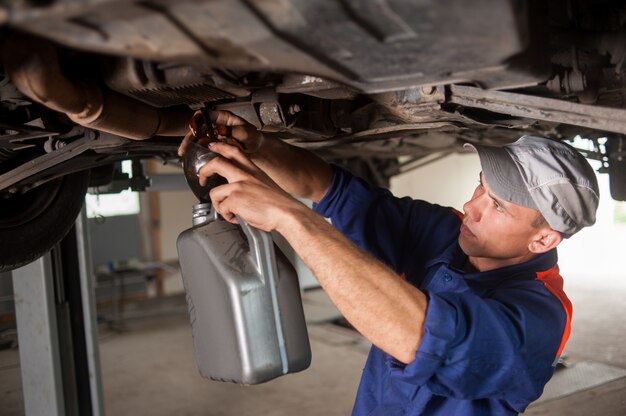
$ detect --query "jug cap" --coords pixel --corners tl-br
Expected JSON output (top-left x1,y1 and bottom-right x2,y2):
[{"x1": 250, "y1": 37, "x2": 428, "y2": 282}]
[{"x1": 192, "y1": 203, "x2": 217, "y2": 226}]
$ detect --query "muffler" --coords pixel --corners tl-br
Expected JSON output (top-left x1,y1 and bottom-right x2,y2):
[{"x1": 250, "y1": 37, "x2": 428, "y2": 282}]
[{"x1": 2, "y1": 34, "x2": 191, "y2": 140}]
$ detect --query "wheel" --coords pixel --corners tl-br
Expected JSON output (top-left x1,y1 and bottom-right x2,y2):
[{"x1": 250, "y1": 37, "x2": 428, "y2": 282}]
[
  {"x1": 0, "y1": 170, "x2": 90, "y2": 272},
  {"x1": 608, "y1": 136, "x2": 626, "y2": 201}
]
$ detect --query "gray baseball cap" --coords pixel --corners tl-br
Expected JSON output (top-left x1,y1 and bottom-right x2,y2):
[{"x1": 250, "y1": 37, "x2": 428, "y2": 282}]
[{"x1": 464, "y1": 135, "x2": 599, "y2": 238}]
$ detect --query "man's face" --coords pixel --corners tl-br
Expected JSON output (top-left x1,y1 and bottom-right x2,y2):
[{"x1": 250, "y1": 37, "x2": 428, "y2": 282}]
[{"x1": 459, "y1": 173, "x2": 545, "y2": 269}]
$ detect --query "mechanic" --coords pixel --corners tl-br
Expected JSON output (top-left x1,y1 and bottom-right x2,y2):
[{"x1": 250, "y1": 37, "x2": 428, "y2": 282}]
[{"x1": 178, "y1": 110, "x2": 599, "y2": 415}]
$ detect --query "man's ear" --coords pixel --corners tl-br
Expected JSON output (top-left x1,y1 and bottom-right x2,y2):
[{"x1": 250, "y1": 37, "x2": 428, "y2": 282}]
[{"x1": 528, "y1": 228, "x2": 563, "y2": 254}]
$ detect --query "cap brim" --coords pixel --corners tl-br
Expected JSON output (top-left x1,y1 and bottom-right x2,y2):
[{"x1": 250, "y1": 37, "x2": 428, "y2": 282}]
[{"x1": 464, "y1": 143, "x2": 537, "y2": 210}]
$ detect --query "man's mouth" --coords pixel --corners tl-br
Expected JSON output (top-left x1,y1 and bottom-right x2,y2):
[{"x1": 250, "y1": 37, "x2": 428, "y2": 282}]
[{"x1": 460, "y1": 223, "x2": 475, "y2": 237}]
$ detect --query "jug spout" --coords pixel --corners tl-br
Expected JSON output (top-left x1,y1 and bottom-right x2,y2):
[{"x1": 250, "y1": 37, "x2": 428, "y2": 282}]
[{"x1": 191, "y1": 202, "x2": 218, "y2": 227}]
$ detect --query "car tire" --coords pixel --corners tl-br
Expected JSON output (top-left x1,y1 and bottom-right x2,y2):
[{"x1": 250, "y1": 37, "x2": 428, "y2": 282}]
[
  {"x1": 608, "y1": 136, "x2": 626, "y2": 201},
  {"x1": 0, "y1": 170, "x2": 90, "y2": 272}
]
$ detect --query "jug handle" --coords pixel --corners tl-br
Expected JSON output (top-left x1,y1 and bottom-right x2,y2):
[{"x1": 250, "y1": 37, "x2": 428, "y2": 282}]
[
  {"x1": 237, "y1": 217, "x2": 274, "y2": 278},
  {"x1": 237, "y1": 215, "x2": 290, "y2": 375}
]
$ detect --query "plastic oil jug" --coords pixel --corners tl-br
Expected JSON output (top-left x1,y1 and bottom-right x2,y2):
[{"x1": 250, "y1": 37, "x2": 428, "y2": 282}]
[{"x1": 176, "y1": 141, "x2": 311, "y2": 384}]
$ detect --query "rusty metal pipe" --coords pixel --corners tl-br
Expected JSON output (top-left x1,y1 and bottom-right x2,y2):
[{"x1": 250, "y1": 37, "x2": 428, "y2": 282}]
[{"x1": 3, "y1": 35, "x2": 190, "y2": 140}]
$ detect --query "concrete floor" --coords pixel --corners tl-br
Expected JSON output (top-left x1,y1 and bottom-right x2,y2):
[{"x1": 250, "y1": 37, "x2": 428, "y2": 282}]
[{"x1": 2, "y1": 278, "x2": 626, "y2": 415}]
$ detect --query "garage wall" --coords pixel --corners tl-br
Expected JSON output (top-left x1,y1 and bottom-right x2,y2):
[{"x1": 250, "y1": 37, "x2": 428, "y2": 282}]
[
  {"x1": 390, "y1": 153, "x2": 481, "y2": 210},
  {"x1": 157, "y1": 190, "x2": 198, "y2": 261},
  {"x1": 154, "y1": 190, "x2": 197, "y2": 294},
  {"x1": 89, "y1": 215, "x2": 144, "y2": 268}
]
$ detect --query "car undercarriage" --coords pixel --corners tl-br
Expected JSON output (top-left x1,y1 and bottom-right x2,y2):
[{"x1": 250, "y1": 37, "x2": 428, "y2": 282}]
[{"x1": 1, "y1": 0, "x2": 625, "y2": 270}]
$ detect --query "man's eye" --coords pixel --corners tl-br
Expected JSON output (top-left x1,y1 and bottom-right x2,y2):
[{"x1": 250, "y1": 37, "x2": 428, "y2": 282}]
[{"x1": 493, "y1": 201, "x2": 504, "y2": 212}]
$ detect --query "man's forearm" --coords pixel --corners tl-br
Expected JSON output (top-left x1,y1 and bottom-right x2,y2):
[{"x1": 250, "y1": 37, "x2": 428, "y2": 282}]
[
  {"x1": 252, "y1": 134, "x2": 333, "y2": 202},
  {"x1": 197, "y1": 140, "x2": 426, "y2": 363},
  {"x1": 278, "y1": 205, "x2": 428, "y2": 364}
]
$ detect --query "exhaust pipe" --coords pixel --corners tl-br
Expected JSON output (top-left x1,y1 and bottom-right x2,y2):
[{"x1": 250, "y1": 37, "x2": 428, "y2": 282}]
[{"x1": 2, "y1": 35, "x2": 191, "y2": 140}]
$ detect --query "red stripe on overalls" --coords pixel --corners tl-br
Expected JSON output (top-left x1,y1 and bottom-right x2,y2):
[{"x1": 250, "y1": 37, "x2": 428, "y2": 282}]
[
  {"x1": 452, "y1": 208, "x2": 464, "y2": 221},
  {"x1": 535, "y1": 265, "x2": 572, "y2": 358}
]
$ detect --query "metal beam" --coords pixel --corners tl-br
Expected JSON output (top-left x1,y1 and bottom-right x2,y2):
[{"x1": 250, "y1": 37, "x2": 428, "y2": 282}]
[
  {"x1": 0, "y1": 134, "x2": 127, "y2": 192},
  {"x1": 12, "y1": 254, "x2": 66, "y2": 416},
  {"x1": 11, "y1": 208, "x2": 105, "y2": 416},
  {"x1": 75, "y1": 207, "x2": 105, "y2": 416},
  {"x1": 449, "y1": 85, "x2": 626, "y2": 136}
]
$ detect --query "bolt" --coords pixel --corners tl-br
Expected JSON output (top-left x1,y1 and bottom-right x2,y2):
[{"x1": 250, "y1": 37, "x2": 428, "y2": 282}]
[
  {"x1": 43, "y1": 138, "x2": 55, "y2": 153},
  {"x1": 288, "y1": 104, "x2": 301, "y2": 115},
  {"x1": 420, "y1": 86, "x2": 436, "y2": 96},
  {"x1": 546, "y1": 75, "x2": 561, "y2": 93},
  {"x1": 565, "y1": 70, "x2": 586, "y2": 93}
]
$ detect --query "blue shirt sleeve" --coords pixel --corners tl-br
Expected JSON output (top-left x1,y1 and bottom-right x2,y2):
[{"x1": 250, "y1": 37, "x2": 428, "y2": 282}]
[
  {"x1": 390, "y1": 281, "x2": 566, "y2": 405},
  {"x1": 313, "y1": 165, "x2": 461, "y2": 279}
]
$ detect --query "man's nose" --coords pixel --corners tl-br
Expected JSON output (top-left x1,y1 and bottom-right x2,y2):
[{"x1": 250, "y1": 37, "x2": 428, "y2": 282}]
[{"x1": 463, "y1": 192, "x2": 483, "y2": 223}]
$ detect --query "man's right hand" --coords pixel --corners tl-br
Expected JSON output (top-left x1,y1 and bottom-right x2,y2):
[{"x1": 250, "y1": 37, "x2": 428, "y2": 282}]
[
  {"x1": 178, "y1": 108, "x2": 333, "y2": 202},
  {"x1": 178, "y1": 110, "x2": 264, "y2": 157}
]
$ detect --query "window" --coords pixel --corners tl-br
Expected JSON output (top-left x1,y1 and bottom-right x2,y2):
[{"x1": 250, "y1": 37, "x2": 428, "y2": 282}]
[{"x1": 85, "y1": 161, "x2": 141, "y2": 218}]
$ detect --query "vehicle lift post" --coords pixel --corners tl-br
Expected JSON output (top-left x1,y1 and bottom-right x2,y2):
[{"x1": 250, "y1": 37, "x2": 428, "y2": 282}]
[{"x1": 11, "y1": 207, "x2": 105, "y2": 416}]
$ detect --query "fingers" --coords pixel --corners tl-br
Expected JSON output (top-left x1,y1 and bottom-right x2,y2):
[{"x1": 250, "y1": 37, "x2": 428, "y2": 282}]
[
  {"x1": 210, "y1": 112, "x2": 257, "y2": 147},
  {"x1": 193, "y1": 109, "x2": 244, "y2": 127},
  {"x1": 209, "y1": 141, "x2": 256, "y2": 170},
  {"x1": 209, "y1": 183, "x2": 230, "y2": 217},
  {"x1": 178, "y1": 131, "x2": 194, "y2": 157},
  {"x1": 208, "y1": 183, "x2": 241, "y2": 224},
  {"x1": 198, "y1": 152, "x2": 250, "y2": 186},
  {"x1": 177, "y1": 129, "x2": 218, "y2": 157},
  {"x1": 189, "y1": 112, "x2": 204, "y2": 137},
  {"x1": 211, "y1": 110, "x2": 246, "y2": 126},
  {"x1": 208, "y1": 180, "x2": 297, "y2": 233},
  {"x1": 181, "y1": 111, "x2": 238, "y2": 155},
  {"x1": 182, "y1": 109, "x2": 263, "y2": 157}
]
